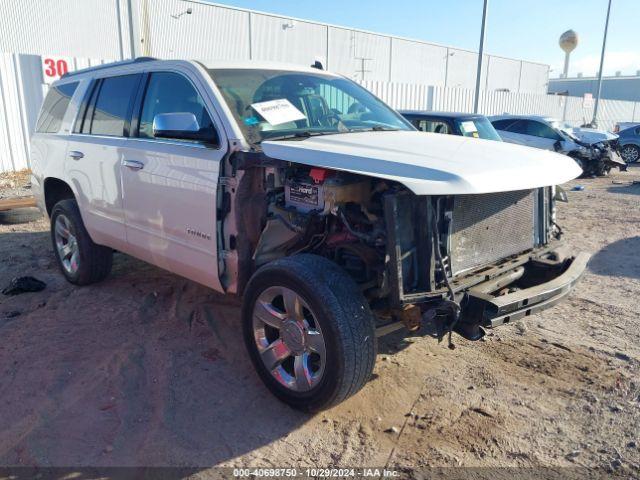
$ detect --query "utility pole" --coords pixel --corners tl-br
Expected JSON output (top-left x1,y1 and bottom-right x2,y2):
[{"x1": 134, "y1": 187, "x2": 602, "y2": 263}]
[
  {"x1": 355, "y1": 57, "x2": 372, "y2": 81},
  {"x1": 592, "y1": 0, "x2": 613, "y2": 127},
  {"x1": 473, "y1": 0, "x2": 489, "y2": 113}
]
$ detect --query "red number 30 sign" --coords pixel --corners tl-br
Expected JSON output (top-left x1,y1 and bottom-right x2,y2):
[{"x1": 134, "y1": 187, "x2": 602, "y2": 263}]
[{"x1": 42, "y1": 57, "x2": 70, "y2": 83}]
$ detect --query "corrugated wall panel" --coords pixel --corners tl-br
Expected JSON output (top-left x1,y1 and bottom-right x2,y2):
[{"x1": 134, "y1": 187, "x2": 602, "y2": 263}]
[
  {"x1": 142, "y1": 0, "x2": 250, "y2": 60},
  {"x1": 361, "y1": 80, "x2": 428, "y2": 110},
  {"x1": 0, "y1": 0, "x2": 123, "y2": 59},
  {"x1": 328, "y1": 27, "x2": 391, "y2": 81},
  {"x1": 445, "y1": 49, "x2": 489, "y2": 90},
  {"x1": 251, "y1": 14, "x2": 327, "y2": 65},
  {"x1": 0, "y1": 54, "x2": 29, "y2": 171},
  {"x1": 485, "y1": 56, "x2": 521, "y2": 92},
  {"x1": 390, "y1": 39, "x2": 447, "y2": 86},
  {"x1": 519, "y1": 62, "x2": 550, "y2": 94}
]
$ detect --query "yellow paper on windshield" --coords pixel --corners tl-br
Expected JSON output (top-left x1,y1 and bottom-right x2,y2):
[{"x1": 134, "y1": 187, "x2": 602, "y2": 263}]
[{"x1": 251, "y1": 99, "x2": 306, "y2": 126}]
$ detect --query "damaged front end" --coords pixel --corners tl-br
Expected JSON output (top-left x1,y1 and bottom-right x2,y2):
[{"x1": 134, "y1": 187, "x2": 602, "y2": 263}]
[
  {"x1": 379, "y1": 186, "x2": 589, "y2": 344},
  {"x1": 567, "y1": 139, "x2": 627, "y2": 177}
]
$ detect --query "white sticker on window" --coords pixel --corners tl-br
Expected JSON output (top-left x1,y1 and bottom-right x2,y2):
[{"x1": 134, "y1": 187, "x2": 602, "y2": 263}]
[
  {"x1": 251, "y1": 99, "x2": 306, "y2": 126},
  {"x1": 460, "y1": 121, "x2": 478, "y2": 133}
]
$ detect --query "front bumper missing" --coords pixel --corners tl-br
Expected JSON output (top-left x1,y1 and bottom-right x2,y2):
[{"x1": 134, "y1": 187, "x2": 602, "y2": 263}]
[{"x1": 463, "y1": 251, "x2": 590, "y2": 328}]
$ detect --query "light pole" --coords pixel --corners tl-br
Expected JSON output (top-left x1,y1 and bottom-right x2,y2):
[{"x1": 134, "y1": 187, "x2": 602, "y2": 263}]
[
  {"x1": 592, "y1": 0, "x2": 613, "y2": 127},
  {"x1": 473, "y1": 0, "x2": 489, "y2": 113}
]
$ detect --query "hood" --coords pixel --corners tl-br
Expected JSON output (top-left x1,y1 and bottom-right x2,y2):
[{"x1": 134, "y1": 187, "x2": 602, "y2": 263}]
[
  {"x1": 568, "y1": 127, "x2": 618, "y2": 145},
  {"x1": 261, "y1": 131, "x2": 582, "y2": 195}
]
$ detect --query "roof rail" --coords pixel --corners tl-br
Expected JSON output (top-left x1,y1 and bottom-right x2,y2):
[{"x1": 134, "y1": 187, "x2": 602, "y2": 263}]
[{"x1": 60, "y1": 57, "x2": 158, "y2": 79}]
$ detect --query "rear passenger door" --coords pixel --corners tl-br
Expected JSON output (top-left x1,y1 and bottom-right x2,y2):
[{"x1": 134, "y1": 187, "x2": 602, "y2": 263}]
[
  {"x1": 120, "y1": 70, "x2": 226, "y2": 291},
  {"x1": 65, "y1": 73, "x2": 142, "y2": 251}
]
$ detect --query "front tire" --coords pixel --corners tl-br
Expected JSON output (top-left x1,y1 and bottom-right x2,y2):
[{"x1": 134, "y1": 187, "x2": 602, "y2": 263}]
[
  {"x1": 242, "y1": 254, "x2": 377, "y2": 411},
  {"x1": 50, "y1": 199, "x2": 113, "y2": 285}
]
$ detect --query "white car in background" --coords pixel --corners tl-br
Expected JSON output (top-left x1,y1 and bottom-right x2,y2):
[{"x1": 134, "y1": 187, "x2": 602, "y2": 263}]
[{"x1": 490, "y1": 115, "x2": 626, "y2": 176}]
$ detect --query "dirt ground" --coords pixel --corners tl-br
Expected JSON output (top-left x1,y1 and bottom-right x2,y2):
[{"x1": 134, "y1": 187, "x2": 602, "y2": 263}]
[{"x1": 0, "y1": 166, "x2": 638, "y2": 477}]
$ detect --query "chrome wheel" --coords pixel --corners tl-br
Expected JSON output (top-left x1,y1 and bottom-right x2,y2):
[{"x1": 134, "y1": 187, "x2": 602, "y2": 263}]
[
  {"x1": 621, "y1": 145, "x2": 640, "y2": 163},
  {"x1": 252, "y1": 286, "x2": 326, "y2": 392},
  {"x1": 54, "y1": 214, "x2": 79, "y2": 275}
]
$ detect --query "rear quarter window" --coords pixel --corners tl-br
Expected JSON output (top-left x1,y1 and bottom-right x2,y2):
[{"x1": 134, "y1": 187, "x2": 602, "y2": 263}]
[{"x1": 36, "y1": 82, "x2": 79, "y2": 133}]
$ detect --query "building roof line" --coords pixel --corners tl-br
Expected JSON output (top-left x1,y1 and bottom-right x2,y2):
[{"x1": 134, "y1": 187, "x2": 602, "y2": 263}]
[{"x1": 182, "y1": 0, "x2": 549, "y2": 67}]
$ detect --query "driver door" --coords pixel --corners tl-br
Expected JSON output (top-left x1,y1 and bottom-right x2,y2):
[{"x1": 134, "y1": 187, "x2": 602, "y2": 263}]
[
  {"x1": 522, "y1": 120, "x2": 563, "y2": 151},
  {"x1": 119, "y1": 70, "x2": 226, "y2": 291}
]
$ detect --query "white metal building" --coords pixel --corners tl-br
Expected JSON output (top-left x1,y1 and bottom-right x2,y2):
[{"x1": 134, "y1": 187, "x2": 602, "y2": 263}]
[
  {"x1": 549, "y1": 75, "x2": 640, "y2": 103},
  {"x1": 0, "y1": 0, "x2": 550, "y2": 92}
]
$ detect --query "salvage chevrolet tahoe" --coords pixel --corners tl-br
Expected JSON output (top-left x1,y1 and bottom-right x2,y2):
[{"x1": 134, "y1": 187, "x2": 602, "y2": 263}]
[{"x1": 30, "y1": 59, "x2": 589, "y2": 411}]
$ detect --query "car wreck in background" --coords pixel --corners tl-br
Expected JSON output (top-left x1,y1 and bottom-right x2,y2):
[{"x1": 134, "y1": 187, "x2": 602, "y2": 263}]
[{"x1": 490, "y1": 115, "x2": 626, "y2": 177}]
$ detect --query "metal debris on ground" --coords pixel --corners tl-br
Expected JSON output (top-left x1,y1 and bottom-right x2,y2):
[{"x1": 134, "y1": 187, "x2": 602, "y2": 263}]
[{"x1": 2, "y1": 276, "x2": 47, "y2": 295}]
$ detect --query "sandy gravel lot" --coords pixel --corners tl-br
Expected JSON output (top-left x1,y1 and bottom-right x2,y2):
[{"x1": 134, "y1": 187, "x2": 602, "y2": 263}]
[{"x1": 0, "y1": 166, "x2": 638, "y2": 477}]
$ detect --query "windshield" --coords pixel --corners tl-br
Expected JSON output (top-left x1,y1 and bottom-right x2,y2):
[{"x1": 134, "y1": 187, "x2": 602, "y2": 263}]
[
  {"x1": 208, "y1": 68, "x2": 413, "y2": 144},
  {"x1": 551, "y1": 121, "x2": 579, "y2": 141},
  {"x1": 454, "y1": 117, "x2": 502, "y2": 141}
]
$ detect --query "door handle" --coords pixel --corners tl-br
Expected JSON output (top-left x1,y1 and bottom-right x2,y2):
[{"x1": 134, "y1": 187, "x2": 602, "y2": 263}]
[
  {"x1": 68, "y1": 151, "x2": 84, "y2": 160},
  {"x1": 123, "y1": 159, "x2": 144, "y2": 170}
]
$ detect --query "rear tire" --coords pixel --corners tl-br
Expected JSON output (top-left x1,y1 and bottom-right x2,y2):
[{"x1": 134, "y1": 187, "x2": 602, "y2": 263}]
[
  {"x1": 50, "y1": 199, "x2": 112, "y2": 285},
  {"x1": 242, "y1": 254, "x2": 377, "y2": 411}
]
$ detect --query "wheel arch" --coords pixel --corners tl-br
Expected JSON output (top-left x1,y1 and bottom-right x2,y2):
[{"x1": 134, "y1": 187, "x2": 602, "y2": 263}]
[{"x1": 44, "y1": 177, "x2": 76, "y2": 217}]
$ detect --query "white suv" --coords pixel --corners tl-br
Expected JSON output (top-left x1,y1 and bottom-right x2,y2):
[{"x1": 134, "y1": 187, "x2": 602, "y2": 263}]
[{"x1": 31, "y1": 58, "x2": 587, "y2": 410}]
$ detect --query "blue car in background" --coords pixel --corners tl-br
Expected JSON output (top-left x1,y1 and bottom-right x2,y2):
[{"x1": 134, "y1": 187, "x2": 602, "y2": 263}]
[{"x1": 618, "y1": 125, "x2": 640, "y2": 163}]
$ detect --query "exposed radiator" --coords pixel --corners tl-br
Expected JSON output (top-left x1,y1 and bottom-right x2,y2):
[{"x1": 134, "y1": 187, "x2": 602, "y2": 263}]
[{"x1": 449, "y1": 189, "x2": 537, "y2": 275}]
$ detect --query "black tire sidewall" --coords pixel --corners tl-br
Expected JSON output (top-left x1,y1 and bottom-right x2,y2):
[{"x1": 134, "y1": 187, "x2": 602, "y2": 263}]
[
  {"x1": 50, "y1": 199, "x2": 105, "y2": 285},
  {"x1": 242, "y1": 256, "x2": 374, "y2": 411},
  {"x1": 243, "y1": 269, "x2": 345, "y2": 409}
]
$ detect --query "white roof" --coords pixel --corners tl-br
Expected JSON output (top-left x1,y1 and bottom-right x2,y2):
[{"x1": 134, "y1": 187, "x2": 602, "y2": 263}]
[{"x1": 201, "y1": 60, "x2": 339, "y2": 76}]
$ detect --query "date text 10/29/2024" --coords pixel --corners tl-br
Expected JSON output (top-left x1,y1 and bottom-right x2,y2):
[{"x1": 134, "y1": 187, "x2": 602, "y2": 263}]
[{"x1": 233, "y1": 468, "x2": 400, "y2": 478}]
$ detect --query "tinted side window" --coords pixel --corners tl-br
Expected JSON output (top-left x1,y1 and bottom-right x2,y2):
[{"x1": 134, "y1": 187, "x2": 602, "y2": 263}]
[
  {"x1": 138, "y1": 72, "x2": 215, "y2": 142},
  {"x1": 525, "y1": 121, "x2": 560, "y2": 139},
  {"x1": 89, "y1": 75, "x2": 140, "y2": 137},
  {"x1": 491, "y1": 119, "x2": 516, "y2": 131},
  {"x1": 36, "y1": 82, "x2": 79, "y2": 133},
  {"x1": 503, "y1": 120, "x2": 527, "y2": 134}
]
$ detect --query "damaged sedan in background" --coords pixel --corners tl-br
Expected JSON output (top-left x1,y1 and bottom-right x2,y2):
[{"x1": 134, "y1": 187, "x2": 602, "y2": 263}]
[{"x1": 490, "y1": 115, "x2": 626, "y2": 177}]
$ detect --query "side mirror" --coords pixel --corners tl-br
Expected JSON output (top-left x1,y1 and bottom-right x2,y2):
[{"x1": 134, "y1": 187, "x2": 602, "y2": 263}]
[
  {"x1": 153, "y1": 112, "x2": 218, "y2": 145},
  {"x1": 553, "y1": 139, "x2": 562, "y2": 152},
  {"x1": 554, "y1": 185, "x2": 569, "y2": 203}
]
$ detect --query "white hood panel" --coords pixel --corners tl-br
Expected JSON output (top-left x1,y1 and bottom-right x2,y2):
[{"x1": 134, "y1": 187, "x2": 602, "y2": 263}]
[{"x1": 262, "y1": 131, "x2": 582, "y2": 195}]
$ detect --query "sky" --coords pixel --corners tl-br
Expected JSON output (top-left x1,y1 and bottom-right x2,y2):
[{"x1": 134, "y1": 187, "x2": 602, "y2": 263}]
[{"x1": 207, "y1": 0, "x2": 639, "y2": 77}]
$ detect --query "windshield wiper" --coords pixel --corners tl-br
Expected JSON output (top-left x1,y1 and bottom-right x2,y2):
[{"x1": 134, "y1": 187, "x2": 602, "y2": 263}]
[
  {"x1": 260, "y1": 131, "x2": 338, "y2": 142},
  {"x1": 349, "y1": 126, "x2": 400, "y2": 132}
]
